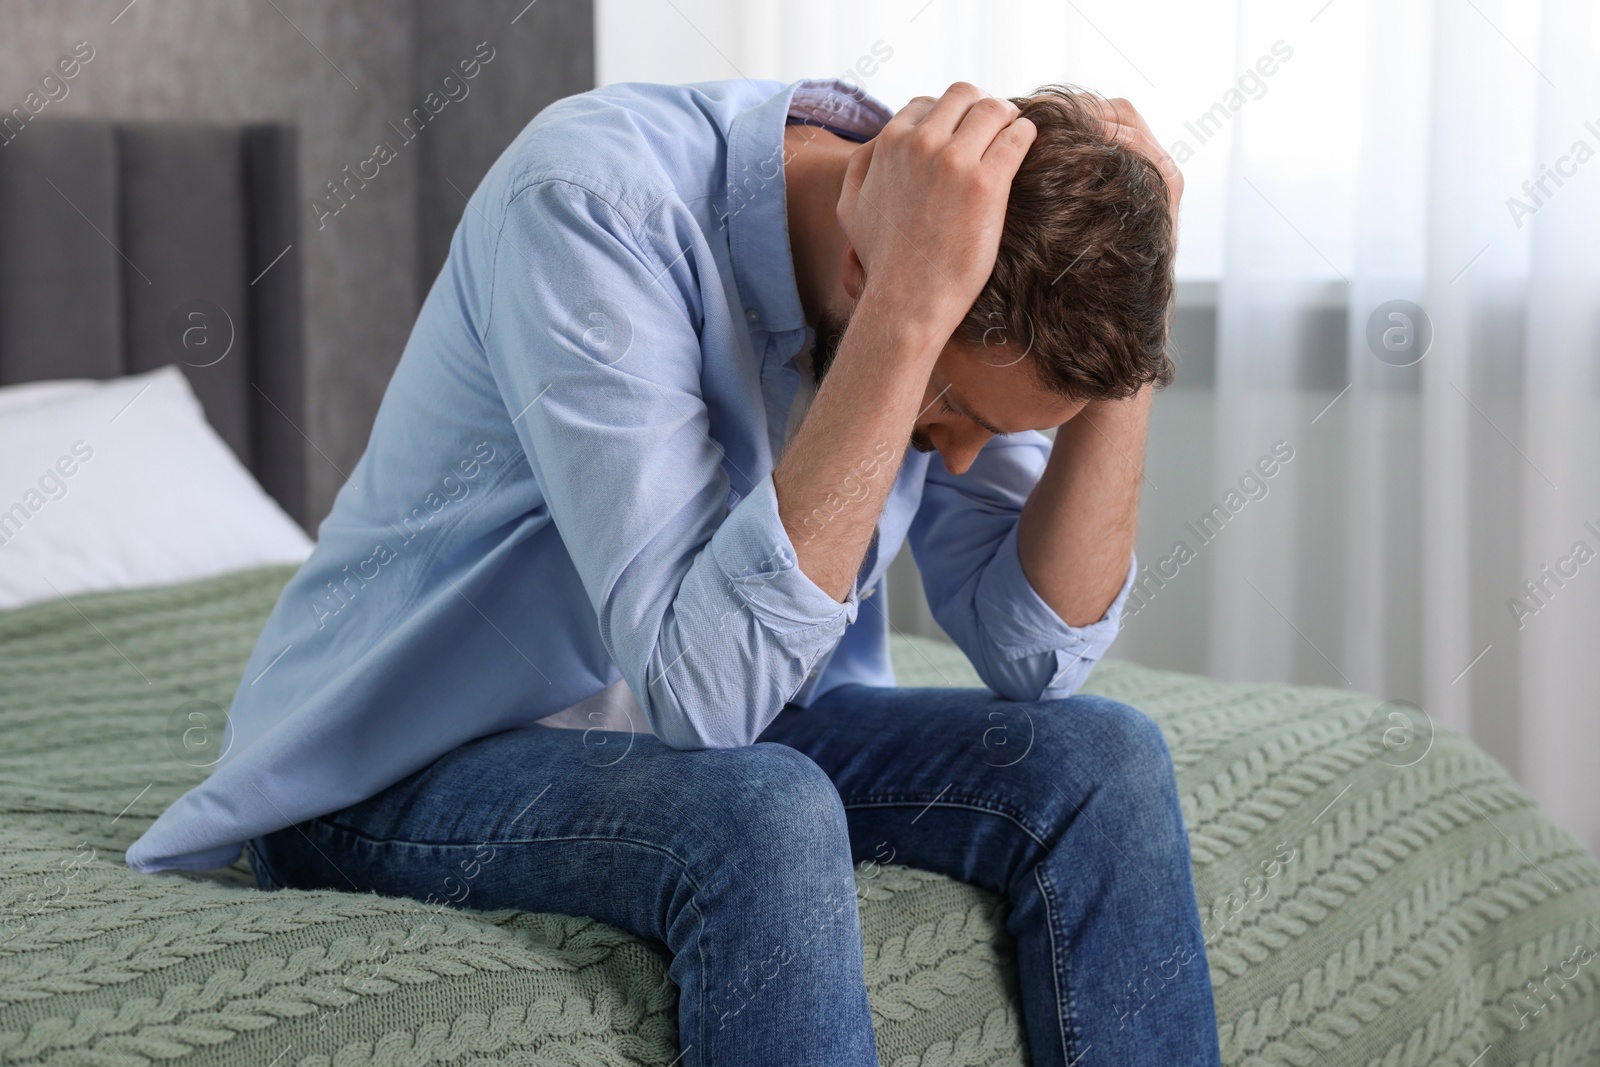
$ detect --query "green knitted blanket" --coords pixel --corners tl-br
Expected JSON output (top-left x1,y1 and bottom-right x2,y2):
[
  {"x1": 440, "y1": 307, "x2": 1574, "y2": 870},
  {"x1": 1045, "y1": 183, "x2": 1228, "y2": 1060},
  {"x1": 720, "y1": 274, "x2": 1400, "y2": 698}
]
[{"x1": 1, "y1": 566, "x2": 1597, "y2": 1066}]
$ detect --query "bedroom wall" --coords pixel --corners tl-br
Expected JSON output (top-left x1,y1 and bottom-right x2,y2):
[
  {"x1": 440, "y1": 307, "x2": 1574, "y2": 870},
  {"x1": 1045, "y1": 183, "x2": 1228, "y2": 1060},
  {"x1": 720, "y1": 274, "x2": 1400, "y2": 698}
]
[
  {"x1": 412, "y1": 1, "x2": 595, "y2": 295},
  {"x1": 0, "y1": 0, "x2": 594, "y2": 525}
]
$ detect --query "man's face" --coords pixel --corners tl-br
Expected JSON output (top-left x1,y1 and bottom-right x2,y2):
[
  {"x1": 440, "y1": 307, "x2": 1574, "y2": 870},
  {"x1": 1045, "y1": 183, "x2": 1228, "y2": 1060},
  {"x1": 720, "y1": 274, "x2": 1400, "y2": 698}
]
[{"x1": 812, "y1": 307, "x2": 1086, "y2": 475}]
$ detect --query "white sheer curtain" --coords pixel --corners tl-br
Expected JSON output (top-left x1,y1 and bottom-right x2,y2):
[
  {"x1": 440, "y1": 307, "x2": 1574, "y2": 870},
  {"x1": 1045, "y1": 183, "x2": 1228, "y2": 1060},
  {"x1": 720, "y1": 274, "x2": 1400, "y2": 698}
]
[
  {"x1": 596, "y1": 0, "x2": 1600, "y2": 854},
  {"x1": 1199, "y1": 0, "x2": 1600, "y2": 857}
]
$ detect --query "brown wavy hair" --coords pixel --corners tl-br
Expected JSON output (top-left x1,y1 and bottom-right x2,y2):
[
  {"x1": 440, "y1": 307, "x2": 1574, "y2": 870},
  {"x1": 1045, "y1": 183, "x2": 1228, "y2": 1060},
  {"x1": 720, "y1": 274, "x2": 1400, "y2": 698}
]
[{"x1": 958, "y1": 84, "x2": 1176, "y2": 400}]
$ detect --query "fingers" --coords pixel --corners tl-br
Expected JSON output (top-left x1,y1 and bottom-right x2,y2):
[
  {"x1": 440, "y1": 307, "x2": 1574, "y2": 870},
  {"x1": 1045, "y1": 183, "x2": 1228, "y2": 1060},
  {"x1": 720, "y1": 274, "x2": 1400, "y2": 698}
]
[
  {"x1": 835, "y1": 137, "x2": 876, "y2": 236},
  {"x1": 1106, "y1": 120, "x2": 1165, "y2": 171},
  {"x1": 980, "y1": 114, "x2": 1037, "y2": 172},
  {"x1": 911, "y1": 81, "x2": 990, "y2": 139},
  {"x1": 842, "y1": 136, "x2": 875, "y2": 194},
  {"x1": 880, "y1": 93, "x2": 939, "y2": 139},
  {"x1": 1086, "y1": 95, "x2": 1153, "y2": 139},
  {"x1": 1085, "y1": 95, "x2": 1161, "y2": 168},
  {"x1": 881, "y1": 81, "x2": 1029, "y2": 171},
  {"x1": 950, "y1": 94, "x2": 1024, "y2": 160},
  {"x1": 1082, "y1": 92, "x2": 1183, "y2": 212}
]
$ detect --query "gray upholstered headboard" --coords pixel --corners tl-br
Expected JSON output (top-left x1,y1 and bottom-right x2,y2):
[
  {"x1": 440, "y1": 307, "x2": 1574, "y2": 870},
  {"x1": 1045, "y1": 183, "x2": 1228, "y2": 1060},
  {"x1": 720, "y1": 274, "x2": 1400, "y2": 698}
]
[{"x1": 0, "y1": 120, "x2": 308, "y2": 529}]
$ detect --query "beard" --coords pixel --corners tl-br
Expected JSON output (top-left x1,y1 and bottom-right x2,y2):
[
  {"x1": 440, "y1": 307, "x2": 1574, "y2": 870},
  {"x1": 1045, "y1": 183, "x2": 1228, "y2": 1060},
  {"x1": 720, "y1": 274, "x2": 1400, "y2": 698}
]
[{"x1": 812, "y1": 306, "x2": 937, "y2": 454}]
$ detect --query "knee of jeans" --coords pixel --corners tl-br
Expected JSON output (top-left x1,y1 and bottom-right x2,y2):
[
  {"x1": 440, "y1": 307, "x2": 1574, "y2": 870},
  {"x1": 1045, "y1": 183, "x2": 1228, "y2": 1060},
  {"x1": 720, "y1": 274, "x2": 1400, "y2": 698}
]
[
  {"x1": 714, "y1": 742, "x2": 851, "y2": 861},
  {"x1": 1028, "y1": 697, "x2": 1188, "y2": 856},
  {"x1": 1032, "y1": 695, "x2": 1176, "y2": 791}
]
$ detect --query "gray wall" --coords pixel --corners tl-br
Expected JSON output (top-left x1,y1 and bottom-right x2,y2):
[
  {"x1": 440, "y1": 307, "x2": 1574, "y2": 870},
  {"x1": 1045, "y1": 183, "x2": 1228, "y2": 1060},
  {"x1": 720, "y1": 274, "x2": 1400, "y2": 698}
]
[
  {"x1": 413, "y1": 1, "x2": 595, "y2": 294},
  {"x1": 0, "y1": 0, "x2": 593, "y2": 524}
]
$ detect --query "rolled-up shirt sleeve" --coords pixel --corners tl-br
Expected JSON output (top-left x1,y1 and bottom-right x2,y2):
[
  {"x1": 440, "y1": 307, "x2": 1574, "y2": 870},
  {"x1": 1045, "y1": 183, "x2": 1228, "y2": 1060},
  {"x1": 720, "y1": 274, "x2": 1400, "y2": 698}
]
[
  {"x1": 481, "y1": 176, "x2": 858, "y2": 749},
  {"x1": 907, "y1": 431, "x2": 1136, "y2": 701}
]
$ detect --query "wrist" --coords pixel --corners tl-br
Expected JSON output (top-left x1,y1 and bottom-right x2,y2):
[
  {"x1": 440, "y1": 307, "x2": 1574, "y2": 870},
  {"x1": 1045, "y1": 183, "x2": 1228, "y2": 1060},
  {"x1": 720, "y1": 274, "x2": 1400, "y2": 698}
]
[
  {"x1": 1055, "y1": 383, "x2": 1152, "y2": 453},
  {"x1": 856, "y1": 273, "x2": 961, "y2": 360},
  {"x1": 1083, "y1": 383, "x2": 1153, "y2": 422}
]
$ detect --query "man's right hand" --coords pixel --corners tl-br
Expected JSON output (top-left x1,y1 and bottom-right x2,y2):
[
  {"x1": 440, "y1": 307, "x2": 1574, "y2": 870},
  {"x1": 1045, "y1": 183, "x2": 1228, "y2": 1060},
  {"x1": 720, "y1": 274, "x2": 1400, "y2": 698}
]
[{"x1": 835, "y1": 82, "x2": 1037, "y2": 345}]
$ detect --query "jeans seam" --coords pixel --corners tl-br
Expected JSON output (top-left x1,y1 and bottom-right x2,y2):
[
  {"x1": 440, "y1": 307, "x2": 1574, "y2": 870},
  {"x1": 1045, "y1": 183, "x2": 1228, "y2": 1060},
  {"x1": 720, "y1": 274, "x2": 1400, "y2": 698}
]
[
  {"x1": 310, "y1": 815, "x2": 719, "y2": 863},
  {"x1": 839, "y1": 792, "x2": 1050, "y2": 848},
  {"x1": 839, "y1": 792, "x2": 1083, "y2": 1063},
  {"x1": 1034, "y1": 864, "x2": 1081, "y2": 1066}
]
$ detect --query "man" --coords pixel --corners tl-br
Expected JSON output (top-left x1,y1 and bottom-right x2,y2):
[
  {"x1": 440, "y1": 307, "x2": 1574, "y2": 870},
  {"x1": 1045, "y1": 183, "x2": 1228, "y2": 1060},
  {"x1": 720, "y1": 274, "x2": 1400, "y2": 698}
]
[{"x1": 127, "y1": 76, "x2": 1219, "y2": 1065}]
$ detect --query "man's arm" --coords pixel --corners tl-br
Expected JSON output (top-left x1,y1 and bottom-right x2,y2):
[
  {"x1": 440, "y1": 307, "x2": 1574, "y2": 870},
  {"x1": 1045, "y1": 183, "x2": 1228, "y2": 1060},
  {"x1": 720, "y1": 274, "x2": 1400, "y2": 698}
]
[
  {"x1": 775, "y1": 83, "x2": 1037, "y2": 601},
  {"x1": 906, "y1": 428, "x2": 1137, "y2": 702},
  {"x1": 1016, "y1": 98, "x2": 1177, "y2": 628},
  {"x1": 482, "y1": 177, "x2": 871, "y2": 751},
  {"x1": 906, "y1": 93, "x2": 1177, "y2": 694},
  {"x1": 1016, "y1": 386, "x2": 1151, "y2": 627}
]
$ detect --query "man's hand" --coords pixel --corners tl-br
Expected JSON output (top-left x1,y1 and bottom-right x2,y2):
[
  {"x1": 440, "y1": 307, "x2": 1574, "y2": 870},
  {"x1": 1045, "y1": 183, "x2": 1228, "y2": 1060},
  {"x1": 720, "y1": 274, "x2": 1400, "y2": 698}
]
[
  {"x1": 835, "y1": 82, "x2": 1037, "y2": 345},
  {"x1": 1084, "y1": 96, "x2": 1183, "y2": 219}
]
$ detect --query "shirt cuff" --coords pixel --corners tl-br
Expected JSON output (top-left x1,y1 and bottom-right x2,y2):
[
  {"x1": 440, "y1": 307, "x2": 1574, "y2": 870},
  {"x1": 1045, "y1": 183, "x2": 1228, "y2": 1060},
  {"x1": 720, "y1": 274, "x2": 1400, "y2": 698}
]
[
  {"x1": 707, "y1": 471, "x2": 860, "y2": 653},
  {"x1": 973, "y1": 523, "x2": 1137, "y2": 663}
]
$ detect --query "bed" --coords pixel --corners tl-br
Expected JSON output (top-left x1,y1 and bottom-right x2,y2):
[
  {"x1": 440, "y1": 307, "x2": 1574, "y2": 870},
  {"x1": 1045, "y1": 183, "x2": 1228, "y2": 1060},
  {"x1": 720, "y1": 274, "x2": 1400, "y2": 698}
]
[{"x1": 1, "y1": 121, "x2": 1598, "y2": 1067}]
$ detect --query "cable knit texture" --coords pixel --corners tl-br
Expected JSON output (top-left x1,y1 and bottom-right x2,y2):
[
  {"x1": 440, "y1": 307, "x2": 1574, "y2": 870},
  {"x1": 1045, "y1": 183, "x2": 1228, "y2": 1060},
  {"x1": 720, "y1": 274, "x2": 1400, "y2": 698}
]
[{"x1": 2, "y1": 566, "x2": 1597, "y2": 1066}]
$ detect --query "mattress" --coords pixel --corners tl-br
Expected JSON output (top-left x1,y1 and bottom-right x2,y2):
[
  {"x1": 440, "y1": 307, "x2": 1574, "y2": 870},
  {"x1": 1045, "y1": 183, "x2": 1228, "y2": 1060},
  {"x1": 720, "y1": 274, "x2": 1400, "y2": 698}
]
[{"x1": 2, "y1": 565, "x2": 1597, "y2": 1066}]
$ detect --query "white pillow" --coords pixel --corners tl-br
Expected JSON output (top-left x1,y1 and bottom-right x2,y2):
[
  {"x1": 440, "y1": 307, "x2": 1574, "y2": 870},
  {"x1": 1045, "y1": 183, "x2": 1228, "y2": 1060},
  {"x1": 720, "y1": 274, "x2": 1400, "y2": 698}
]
[
  {"x1": 0, "y1": 366, "x2": 313, "y2": 611},
  {"x1": 0, "y1": 377, "x2": 98, "y2": 414}
]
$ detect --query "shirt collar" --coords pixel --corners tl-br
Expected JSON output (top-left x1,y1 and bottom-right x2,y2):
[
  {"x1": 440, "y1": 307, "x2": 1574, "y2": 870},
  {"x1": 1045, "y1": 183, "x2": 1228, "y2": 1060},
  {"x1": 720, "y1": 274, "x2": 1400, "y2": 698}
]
[{"x1": 724, "y1": 78, "x2": 894, "y2": 343}]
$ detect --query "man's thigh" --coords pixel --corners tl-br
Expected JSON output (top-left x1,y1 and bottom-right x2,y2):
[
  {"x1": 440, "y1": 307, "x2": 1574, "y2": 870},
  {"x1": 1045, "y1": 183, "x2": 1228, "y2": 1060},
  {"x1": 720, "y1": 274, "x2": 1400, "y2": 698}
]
[{"x1": 249, "y1": 723, "x2": 848, "y2": 938}]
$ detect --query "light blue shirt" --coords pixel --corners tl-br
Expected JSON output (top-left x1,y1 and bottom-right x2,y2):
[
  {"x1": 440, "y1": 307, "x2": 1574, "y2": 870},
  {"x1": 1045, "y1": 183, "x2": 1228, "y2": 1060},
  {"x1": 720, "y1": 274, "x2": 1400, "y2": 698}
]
[{"x1": 126, "y1": 77, "x2": 1136, "y2": 874}]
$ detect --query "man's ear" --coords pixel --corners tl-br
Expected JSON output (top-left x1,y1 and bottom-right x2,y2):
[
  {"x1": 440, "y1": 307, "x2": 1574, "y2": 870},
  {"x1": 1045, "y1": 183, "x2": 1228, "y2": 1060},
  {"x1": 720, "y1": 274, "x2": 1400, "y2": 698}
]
[{"x1": 841, "y1": 242, "x2": 866, "y2": 301}]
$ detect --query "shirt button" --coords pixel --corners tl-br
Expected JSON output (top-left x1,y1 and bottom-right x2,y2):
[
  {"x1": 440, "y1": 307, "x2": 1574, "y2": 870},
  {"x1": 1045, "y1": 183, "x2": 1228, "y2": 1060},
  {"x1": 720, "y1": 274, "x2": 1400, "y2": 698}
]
[{"x1": 746, "y1": 308, "x2": 760, "y2": 322}]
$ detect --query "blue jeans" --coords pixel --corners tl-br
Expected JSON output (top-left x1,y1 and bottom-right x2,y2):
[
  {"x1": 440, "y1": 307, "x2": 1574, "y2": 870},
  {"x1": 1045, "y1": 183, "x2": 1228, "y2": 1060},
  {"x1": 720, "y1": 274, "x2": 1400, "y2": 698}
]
[{"x1": 248, "y1": 684, "x2": 1221, "y2": 1066}]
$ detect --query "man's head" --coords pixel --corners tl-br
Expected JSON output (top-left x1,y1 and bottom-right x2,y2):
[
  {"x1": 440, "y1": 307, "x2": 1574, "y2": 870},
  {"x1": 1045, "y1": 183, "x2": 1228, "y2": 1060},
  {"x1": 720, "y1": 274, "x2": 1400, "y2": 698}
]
[{"x1": 808, "y1": 85, "x2": 1176, "y2": 473}]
